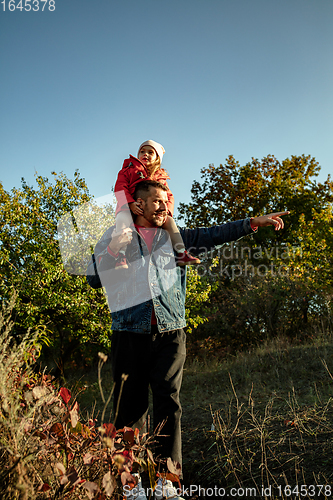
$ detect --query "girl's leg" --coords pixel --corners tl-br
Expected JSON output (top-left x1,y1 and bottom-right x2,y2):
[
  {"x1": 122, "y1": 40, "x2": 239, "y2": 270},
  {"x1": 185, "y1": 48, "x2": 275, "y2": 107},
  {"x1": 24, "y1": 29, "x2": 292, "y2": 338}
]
[
  {"x1": 115, "y1": 211, "x2": 133, "y2": 269},
  {"x1": 163, "y1": 216, "x2": 201, "y2": 266},
  {"x1": 115, "y1": 210, "x2": 133, "y2": 232},
  {"x1": 162, "y1": 216, "x2": 185, "y2": 253}
]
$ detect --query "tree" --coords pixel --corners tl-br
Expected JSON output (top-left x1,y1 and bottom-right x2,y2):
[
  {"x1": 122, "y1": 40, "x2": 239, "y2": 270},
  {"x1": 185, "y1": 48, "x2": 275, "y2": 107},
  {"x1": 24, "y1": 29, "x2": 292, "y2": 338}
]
[
  {"x1": 0, "y1": 172, "x2": 113, "y2": 374},
  {"x1": 178, "y1": 155, "x2": 333, "y2": 349}
]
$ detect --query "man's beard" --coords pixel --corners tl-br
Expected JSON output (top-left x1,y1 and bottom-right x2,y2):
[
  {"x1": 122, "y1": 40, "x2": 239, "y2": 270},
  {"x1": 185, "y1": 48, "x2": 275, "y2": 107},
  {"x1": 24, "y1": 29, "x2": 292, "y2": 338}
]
[{"x1": 146, "y1": 209, "x2": 167, "y2": 227}]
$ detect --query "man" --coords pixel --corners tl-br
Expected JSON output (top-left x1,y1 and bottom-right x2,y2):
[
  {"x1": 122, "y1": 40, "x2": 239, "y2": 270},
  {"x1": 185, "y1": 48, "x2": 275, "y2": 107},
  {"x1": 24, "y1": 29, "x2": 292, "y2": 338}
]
[{"x1": 86, "y1": 179, "x2": 288, "y2": 495}]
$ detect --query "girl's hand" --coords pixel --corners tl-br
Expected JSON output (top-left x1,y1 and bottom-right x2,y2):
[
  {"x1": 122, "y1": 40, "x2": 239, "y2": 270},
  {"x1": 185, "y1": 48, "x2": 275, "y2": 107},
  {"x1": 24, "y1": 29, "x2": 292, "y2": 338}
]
[
  {"x1": 109, "y1": 228, "x2": 133, "y2": 254},
  {"x1": 129, "y1": 202, "x2": 144, "y2": 215}
]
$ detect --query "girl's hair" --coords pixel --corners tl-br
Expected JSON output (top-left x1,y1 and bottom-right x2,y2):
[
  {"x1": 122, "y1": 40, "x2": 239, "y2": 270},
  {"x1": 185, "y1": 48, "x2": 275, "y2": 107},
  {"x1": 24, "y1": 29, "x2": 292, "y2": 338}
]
[{"x1": 147, "y1": 155, "x2": 161, "y2": 176}]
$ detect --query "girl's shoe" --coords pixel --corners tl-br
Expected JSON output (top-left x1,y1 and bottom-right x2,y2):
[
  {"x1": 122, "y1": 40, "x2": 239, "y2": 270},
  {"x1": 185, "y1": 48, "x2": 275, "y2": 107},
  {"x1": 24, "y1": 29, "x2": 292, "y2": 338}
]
[
  {"x1": 115, "y1": 250, "x2": 128, "y2": 270},
  {"x1": 115, "y1": 255, "x2": 128, "y2": 269},
  {"x1": 176, "y1": 251, "x2": 201, "y2": 266}
]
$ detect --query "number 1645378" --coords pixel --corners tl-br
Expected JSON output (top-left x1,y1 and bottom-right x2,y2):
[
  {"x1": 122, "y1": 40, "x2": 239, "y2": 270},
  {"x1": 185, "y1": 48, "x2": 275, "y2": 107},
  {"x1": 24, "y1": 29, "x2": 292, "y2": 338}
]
[{"x1": 1, "y1": 0, "x2": 55, "y2": 11}]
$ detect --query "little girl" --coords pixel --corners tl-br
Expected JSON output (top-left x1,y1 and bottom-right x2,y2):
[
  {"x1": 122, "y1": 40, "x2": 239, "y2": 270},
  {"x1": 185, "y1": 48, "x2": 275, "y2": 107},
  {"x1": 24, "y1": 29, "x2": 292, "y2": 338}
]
[{"x1": 114, "y1": 140, "x2": 200, "y2": 269}]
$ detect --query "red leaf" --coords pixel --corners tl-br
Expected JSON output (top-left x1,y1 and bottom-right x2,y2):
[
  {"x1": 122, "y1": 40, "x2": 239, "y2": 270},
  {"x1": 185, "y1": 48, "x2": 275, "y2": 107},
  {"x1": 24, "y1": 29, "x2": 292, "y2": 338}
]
[
  {"x1": 59, "y1": 387, "x2": 71, "y2": 404},
  {"x1": 164, "y1": 472, "x2": 181, "y2": 485},
  {"x1": 103, "y1": 423, "x2": 116, "y2": 438},
  {"x1": 40, "y1": 483, "x2": 51, "y2": 492},
  {"x1": 49, "y1": 423, "x2": 65, "y2": 438},
  {"x1": 123, "y1": 427, "x2": 135, "y2": 445}
]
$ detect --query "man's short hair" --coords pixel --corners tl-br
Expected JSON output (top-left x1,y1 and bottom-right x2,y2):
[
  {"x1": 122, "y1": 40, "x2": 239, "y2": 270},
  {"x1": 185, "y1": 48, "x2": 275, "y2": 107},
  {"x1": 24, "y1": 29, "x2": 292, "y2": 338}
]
[{"x1": 134, "y1": 180, "x2": 169, "y2": 201}]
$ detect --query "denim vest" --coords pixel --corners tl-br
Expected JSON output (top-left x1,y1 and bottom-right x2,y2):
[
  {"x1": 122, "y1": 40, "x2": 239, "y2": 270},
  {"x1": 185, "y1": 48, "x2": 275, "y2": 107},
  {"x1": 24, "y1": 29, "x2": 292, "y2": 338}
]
[{"x1": 86, "y1": 218, "x2": 254, "y2": 334}]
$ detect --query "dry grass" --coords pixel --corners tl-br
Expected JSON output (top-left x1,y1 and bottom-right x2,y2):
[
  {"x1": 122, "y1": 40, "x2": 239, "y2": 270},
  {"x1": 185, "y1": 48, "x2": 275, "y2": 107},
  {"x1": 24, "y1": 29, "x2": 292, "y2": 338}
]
[
  {"x1": 180, "y1": 333, "x2": 333, "y2": 498},
  {"x1": 0, "y1": 295, "x2": 56, "y2": 499}
]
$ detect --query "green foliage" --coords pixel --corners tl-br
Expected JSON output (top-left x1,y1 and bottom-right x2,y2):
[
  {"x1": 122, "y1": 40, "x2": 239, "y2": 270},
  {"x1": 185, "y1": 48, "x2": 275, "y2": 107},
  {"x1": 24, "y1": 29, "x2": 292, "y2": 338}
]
[
  {"x1": 179, "y1": 154, "x2": 332, "y2": 230},
  {"x1": 0, "y1": 172, "x2": 112, "y2": 370},
  {"x1": 179, "y1": 155, "x2": 333, "y2": 348},
  {"x1": 185, "y1": 259, "x2": 219, "y2": 333}
]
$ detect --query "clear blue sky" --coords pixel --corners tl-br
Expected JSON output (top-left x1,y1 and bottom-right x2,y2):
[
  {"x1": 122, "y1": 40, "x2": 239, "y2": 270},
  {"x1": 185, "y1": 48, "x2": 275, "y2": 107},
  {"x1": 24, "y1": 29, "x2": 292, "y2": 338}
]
[{"x1": 1, "y1": 0, "x2": 332, "y2": 218}]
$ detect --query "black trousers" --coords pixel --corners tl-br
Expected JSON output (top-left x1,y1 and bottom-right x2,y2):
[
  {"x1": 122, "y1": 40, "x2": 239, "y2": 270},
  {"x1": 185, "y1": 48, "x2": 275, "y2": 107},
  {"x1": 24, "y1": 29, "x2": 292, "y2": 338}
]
[{"x1": 110, "y1": 327, "x2": 186, "y2": 469}]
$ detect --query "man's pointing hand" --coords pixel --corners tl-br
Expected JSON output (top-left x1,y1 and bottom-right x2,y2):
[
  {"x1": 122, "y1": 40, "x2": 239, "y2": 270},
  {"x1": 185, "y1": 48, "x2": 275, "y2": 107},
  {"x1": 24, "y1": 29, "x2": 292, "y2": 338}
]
[{"x1": 251, "y1": 211, "x2": 290, "y2": 231}]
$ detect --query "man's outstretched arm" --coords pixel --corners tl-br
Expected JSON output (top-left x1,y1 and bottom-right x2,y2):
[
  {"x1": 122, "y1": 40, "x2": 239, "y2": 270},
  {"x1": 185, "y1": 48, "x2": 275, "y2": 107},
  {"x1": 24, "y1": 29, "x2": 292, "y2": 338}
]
[{"x1": 180, "y1": 211, "x2": 290, "y2": 256}]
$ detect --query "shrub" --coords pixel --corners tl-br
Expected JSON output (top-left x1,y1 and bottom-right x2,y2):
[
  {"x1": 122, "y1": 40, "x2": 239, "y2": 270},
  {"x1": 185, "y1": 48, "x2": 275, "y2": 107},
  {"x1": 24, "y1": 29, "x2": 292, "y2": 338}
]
[{"x1": 0, "y1": 296, "x2": 179, "y2": 499}]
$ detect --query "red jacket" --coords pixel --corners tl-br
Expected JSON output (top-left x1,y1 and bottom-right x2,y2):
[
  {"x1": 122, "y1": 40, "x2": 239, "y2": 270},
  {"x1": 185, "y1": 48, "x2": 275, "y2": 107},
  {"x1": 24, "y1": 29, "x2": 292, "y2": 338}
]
[{"x1": 114, "y1": 155, "x2": 174, "y2": 216}]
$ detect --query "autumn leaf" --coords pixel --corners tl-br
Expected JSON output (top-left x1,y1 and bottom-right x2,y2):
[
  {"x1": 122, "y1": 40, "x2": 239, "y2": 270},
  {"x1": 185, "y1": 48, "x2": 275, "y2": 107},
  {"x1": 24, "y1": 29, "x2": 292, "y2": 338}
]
[
  {"x1": 166, "y1": 457, "x2": 181, "y2": 477},
  {"x1": 82, "y1": 481, "x2": 100, "y2": 500},
  {"x1": 147, "y1": 448, "x2": 156, "y2": 465},
  {"x1": 103, "y1": 422, "x2": 116, "y2": 438},
  {"x1": 123, "y1": 427, "x2": 135, "y2": 445},
  {"x1": 120, "y1": 471, "x2": 136, "y2": 487},
  {"x1": 83, "y1": 453, "x2": 95, "y2": 465},
  {"x1": 69, "y1": 401, "x2": 79, "y2": 428},
  {"x1": 102, "y1": 471, "x2": 116, "y2": 496},
  {"x1": 49, "y1": 422, "x2": 65, "y2": 438},
  {"x1": 66, "y1": 466, "x2": 80, "y2": 485},
  {"x1": 59, "y1": 387, "x2": 71, "y2": 405},
  {"x1": 55, "y1": 462, "x2": 66, "y2": 476},
  {"x1": 39, "y1": 483, "x2": 51, "y2": 492}
]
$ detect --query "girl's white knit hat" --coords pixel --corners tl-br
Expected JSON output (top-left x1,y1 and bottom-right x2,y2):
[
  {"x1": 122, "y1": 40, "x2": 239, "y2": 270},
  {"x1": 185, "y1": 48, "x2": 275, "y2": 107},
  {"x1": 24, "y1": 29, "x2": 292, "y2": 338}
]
[{"x1": 138, "y1": 140, "x2": 165, "y2": 161}]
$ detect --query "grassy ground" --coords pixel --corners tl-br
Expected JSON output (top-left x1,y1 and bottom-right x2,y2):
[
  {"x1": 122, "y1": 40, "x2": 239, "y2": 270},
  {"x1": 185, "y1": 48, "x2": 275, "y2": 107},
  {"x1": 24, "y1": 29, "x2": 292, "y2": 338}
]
[
  {"x1": 64, "y1": 332, "x2": 333, "y2": 499},
  {"x1": 181, "y1": 334, "x2": 333, "y2": 499}
]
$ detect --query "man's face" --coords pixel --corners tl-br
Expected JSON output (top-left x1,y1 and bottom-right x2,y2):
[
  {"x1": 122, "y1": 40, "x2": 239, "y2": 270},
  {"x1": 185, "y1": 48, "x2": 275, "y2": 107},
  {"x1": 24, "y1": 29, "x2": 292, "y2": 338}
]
[{"x1": 140, "y1": 187, "x2": 168, "y2": 227}]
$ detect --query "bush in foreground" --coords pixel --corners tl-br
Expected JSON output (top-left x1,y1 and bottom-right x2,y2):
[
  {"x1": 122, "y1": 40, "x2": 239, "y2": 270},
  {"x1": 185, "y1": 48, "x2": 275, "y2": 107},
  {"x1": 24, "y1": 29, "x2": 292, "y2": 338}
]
[{"x1": 0, "y1": 297, "x2": 179, "y2": 499}]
